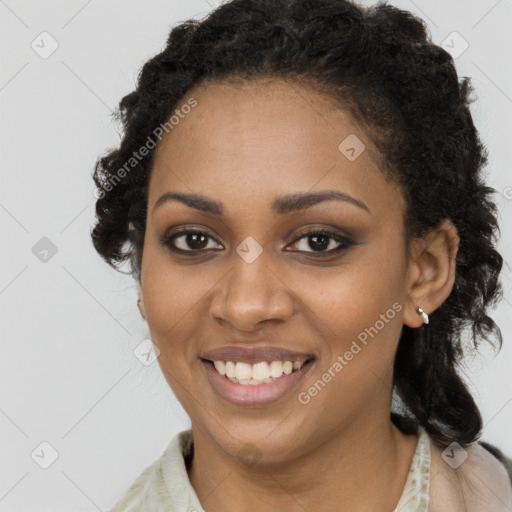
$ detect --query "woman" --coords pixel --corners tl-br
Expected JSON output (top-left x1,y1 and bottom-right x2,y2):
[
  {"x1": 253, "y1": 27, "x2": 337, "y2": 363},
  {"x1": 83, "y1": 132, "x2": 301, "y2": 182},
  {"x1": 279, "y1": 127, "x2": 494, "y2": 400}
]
[{"x1": 91, "y1": 0, "x2": 512, "y2": 510}]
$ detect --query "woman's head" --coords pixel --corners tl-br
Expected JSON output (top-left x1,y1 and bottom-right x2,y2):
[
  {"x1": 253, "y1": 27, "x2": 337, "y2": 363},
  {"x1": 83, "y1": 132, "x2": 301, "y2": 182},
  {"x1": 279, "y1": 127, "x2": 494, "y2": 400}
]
[{"x1": 91, "y1": 0, "x2": 503, "y2": 454}]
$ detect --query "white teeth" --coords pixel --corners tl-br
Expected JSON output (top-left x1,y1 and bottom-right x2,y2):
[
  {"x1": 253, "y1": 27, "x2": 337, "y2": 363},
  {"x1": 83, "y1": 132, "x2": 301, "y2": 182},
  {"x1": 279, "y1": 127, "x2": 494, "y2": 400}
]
[
  {"x1": 252, "y1": 362, "x2": 270, "y2": 380},
  {"x1": 225, "y1": 361, "x2": 236, "y2": 378},
  {"x1": 214, "y1": 361, "x2": 226, "y2": 375},
  {"x1": 212, "y1": 359, "x2": 307, "y2": 384},
  {"x1": 269, "y1": 361, "x2": 283, "y2": 378},
  {"x1": 235, "y1": 362, "x2": 252, "y2": 381}
]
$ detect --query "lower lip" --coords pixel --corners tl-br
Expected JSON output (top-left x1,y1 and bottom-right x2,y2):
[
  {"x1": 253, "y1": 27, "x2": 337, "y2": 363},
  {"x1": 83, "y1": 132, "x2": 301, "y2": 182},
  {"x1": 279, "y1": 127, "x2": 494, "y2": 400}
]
[{"x1": 202, "y1": 359, "x2": 315, "y2": 407}]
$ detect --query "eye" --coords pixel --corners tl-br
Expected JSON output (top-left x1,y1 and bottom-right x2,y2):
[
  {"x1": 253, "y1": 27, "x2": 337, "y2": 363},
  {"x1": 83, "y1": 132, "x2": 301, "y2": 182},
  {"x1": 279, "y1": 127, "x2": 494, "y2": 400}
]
[
  {"x1": 286, "y1": 229, "x2": 355, "y2": 254},
  {"x1": 160, "y1": 227, "x2": 356, "y2": 256},
  {"x1": 160, "y1": 229, "x2": 223, "y2": 253}
]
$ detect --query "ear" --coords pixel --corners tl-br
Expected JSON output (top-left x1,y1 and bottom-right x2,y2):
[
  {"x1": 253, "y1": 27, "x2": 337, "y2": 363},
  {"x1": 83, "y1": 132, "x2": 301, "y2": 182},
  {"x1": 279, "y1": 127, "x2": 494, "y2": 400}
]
[
  {"x1": 403, "y1": 219, "x2": 460, "y2": 328},
  {"x1": 137, "y1": 288, "x2": 146, "y2": 320}
]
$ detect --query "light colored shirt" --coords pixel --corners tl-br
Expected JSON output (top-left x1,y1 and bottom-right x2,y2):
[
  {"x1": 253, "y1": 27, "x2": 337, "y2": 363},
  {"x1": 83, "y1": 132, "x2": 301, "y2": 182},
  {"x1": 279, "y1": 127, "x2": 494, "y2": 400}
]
[
  {"x1": 395, "y1": 427, "x2": 430, "y2": 511},
  {"x1": 110, "y1": 428, "x2": 512, "y2": 511}
]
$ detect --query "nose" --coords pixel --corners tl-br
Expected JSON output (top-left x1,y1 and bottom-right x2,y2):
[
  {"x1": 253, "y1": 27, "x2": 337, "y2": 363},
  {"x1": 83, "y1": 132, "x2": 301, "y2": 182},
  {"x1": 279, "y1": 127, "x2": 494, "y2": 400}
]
[{"x1": 210, "y1": 254, "x2": 295, "y2": 332}]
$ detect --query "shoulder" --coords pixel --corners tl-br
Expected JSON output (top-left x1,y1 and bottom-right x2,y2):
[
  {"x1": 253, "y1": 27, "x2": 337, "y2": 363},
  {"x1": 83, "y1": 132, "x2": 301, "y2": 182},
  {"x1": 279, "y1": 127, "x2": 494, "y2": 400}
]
[
  {"x1": 428, "y1": 436, "x2": 512, "y2": 512},
  {"x1": 479, "y1": 440, "x2": 512, "y2": 484},
  {"x1": 108, "y1": 430, "x2": 195, "y2": 512},
  {"x1": 108, "y1": 461, "x2": 162, "y2": 512}
]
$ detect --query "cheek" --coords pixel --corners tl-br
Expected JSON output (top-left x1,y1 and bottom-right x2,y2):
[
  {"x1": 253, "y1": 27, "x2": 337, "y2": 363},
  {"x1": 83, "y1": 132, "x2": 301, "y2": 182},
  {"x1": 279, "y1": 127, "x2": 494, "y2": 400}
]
[
  {"x1": 141, "y1": 233, "x2": 202, "y2": 316},
  {"x1": 295, "y1": 267, "x2": 406, "y2": 438},
  {"x1": 140, "y1": 248, "x2": 209, "y2": 361},
  {"x1": 297, "y1": 245, "x2": 407, "y2": 390},
  {"x1": 297, "y1": 252, "x2": 405, "y2": 336}
]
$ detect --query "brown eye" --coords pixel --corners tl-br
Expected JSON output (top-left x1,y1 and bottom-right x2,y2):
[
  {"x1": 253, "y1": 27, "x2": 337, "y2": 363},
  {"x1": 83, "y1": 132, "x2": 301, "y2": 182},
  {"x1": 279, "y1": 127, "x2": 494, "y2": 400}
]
[
  {"x1": 287, "y1": 230, "x2": 355, "y2": 254},
  {"x1": 159, "y1": 227, "x2": 356, "y2": 257},
  {"x1": 160, "y1": 229, "x2": 222, "y2": 253}
]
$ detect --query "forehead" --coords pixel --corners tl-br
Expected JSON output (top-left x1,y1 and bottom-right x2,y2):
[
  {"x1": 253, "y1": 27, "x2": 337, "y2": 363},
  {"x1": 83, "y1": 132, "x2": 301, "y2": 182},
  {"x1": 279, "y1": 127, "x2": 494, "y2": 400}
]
[{"x1": 148, "y1": 78, "x2": 405, "y2": 219}]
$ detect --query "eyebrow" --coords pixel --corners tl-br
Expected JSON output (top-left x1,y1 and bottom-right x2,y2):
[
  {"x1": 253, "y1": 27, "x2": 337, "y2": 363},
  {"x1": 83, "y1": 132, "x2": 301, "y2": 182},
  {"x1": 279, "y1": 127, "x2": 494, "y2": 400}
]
[{"x1": 152, "y1": 189, "x2": 371, "y2": 215}]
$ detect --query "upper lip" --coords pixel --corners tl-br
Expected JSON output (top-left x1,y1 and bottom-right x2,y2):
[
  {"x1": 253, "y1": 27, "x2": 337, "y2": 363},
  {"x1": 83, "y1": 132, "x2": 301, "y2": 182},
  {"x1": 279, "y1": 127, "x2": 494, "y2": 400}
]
[{"x1": 200, "y1": 346, "x2": 315, "y2": 364}]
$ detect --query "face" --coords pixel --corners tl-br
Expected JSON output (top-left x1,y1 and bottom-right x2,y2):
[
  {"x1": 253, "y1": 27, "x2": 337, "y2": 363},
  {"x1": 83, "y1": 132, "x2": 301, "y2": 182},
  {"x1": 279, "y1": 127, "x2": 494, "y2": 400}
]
[{"x1": 139, "y1": 78, "x2": 412, "y2": 464}]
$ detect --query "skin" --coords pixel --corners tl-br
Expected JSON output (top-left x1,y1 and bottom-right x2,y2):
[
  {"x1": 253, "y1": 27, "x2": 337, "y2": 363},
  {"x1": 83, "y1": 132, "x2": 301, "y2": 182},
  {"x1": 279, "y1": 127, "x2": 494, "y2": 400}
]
[{"x1": 137, "y1": 78, "x2": 460, "y2": 511}]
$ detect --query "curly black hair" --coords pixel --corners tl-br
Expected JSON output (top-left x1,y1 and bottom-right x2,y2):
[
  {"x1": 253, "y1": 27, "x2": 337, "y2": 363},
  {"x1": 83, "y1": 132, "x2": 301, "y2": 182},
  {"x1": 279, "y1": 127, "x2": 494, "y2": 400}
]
[{"x1": 91, "y1": 0, "x2": 504, "y2": 448}]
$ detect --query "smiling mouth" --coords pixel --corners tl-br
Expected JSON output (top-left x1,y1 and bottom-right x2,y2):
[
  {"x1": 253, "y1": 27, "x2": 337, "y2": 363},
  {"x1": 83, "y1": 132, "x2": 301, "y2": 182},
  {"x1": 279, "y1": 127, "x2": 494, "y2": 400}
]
[{"x1": 201, "y1": 358, "x2": 315, "y2": 385}]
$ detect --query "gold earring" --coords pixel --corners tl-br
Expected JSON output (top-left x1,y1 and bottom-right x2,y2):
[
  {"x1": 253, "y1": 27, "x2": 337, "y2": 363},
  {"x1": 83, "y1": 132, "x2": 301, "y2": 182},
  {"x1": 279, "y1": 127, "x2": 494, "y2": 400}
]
[{"x1": 416, "y1": 306, "x2": 429, "y2": 325}]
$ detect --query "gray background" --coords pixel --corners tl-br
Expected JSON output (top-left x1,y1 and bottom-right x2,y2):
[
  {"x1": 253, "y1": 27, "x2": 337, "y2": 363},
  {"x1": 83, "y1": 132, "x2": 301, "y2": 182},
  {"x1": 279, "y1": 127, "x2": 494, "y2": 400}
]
[{"x1": 1, "y1": 0, "x2": 511, "y2": 510}]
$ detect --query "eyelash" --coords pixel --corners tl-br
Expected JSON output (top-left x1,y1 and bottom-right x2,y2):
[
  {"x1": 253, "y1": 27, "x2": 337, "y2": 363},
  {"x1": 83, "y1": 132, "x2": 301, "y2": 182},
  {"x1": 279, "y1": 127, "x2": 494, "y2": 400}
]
[{"x1": 159, "y1": 227, "x2": 355, "y2": 257}]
